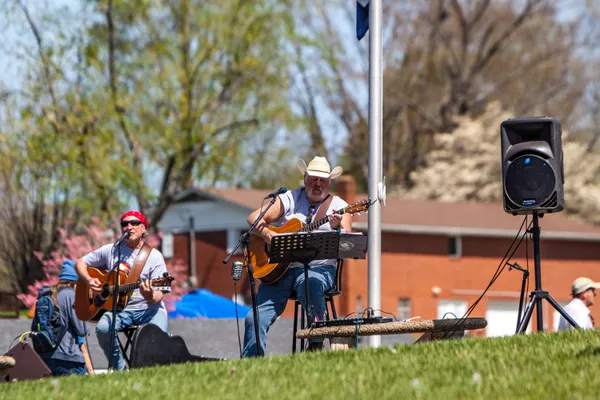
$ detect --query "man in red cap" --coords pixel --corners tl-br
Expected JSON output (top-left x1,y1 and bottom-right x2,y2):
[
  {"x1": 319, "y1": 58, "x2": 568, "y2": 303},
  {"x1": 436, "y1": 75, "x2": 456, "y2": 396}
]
[{"x1": 75, "y1": 210, "x2": 170, "y2": 370}]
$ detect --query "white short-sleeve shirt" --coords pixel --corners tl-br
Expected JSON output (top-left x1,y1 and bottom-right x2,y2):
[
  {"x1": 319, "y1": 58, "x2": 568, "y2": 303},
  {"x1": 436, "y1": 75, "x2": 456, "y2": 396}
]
[
  {"x1": 556, "y1": 298, "x2": 593, "y2": 331},
  {"x1": 276, "y1": 187, "x2": 348, "y2": 268}
]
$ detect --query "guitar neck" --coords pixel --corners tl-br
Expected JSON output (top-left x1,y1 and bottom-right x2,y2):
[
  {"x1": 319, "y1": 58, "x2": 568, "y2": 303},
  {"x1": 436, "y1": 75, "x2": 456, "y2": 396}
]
[
  {"x1": 107, "y1": 281, "x2": 142, "y2": 295},
  {"x1": 299, "y1": 208, "x2": 344, "y2": 233}
]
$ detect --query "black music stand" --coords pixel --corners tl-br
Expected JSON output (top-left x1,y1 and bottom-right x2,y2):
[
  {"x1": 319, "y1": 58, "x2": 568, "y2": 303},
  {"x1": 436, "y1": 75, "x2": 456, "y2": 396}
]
[{"x1": 270, "y1": 231, "x2": 340, "y2": 323}]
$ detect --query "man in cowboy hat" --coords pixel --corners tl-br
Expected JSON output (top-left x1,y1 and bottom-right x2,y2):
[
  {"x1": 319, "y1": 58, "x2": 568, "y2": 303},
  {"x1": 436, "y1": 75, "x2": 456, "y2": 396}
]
[
  {"x1": 75, "y1": 210, "x2": 171, "y2": 370},
  {"x1": 242, "y1": 156, "x2": 352, "y2": 357},
  {"x1": 556, "y1": 277, "x2": 600, "y2": 331}
]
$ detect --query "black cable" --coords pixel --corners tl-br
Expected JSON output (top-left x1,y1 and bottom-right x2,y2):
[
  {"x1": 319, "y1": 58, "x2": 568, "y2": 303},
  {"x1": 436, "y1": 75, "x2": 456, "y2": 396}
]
[
  {"x1": 8, "y1": 334, "x2": 22, "y2": 351},
  {"x1": 364, "y1": 308, "x2": 400, "y2": 322},
  {"x1": 440, "y1": 215, "x2": 532, "y2": 338},
  {"x1": 523, "y1": 215, "x2": 531, "y2": 325}
]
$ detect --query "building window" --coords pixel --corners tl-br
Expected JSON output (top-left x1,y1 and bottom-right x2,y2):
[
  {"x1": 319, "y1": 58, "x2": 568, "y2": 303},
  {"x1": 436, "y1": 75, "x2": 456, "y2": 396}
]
[
  {"x1": 355, "y1": 296, "x2": 363, "y2": 315},
  {"x1": 161, "y1": 233, "x2": 174, "y2": 259},
  {"x1": 448, "y1": 236, "x2": 462, "y2": 258},
  {"x1": 227, "y1": 229, "x2": 243, "y2": 254},
  {"x1": 397, "y1": 298, "x2": 411, "y2": 321},
  {"x1": 437, "y1": 299, "x2": 467, "y2": 320}
]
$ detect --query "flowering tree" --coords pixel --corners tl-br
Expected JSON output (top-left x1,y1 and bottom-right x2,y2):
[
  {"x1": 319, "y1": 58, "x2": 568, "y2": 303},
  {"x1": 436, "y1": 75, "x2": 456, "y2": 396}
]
[
  {"x1": 399, "y1": 103, "x2": 600, "y2": 224},
  {"x1": 17, "y1": 223, "x2": 189, "y2": 313}
]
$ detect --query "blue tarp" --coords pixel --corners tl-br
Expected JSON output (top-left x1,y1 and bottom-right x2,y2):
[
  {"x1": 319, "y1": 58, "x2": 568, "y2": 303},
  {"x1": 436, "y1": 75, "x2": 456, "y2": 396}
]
[{"x1": 168, "y1": 288, "x2": 250, "y2": 319}]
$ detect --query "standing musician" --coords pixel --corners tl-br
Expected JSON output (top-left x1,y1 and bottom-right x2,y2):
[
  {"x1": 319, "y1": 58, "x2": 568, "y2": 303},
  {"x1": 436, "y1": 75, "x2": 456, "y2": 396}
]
[
  {"x1": 243, "y1": 156, "x2": 352, "y2": 357},
  {"x1": 75, "y1": 210, "x2": 170, "y2": 370}
]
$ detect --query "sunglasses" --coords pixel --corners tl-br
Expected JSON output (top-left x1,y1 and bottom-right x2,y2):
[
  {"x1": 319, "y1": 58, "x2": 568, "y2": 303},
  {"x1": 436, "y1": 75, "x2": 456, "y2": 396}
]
[{"x1": 120, "y1": 220, "x2": 143, "y2": 228}]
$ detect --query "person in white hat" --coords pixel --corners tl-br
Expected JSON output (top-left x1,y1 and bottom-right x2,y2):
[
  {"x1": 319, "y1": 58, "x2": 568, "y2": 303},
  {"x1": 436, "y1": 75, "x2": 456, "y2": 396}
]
[
  {"x1": 556, "y1": 277, "x2": 600, "y2": 331},
  {"x1": 242, "y1": 156, "x2": 352, "y2": 356}
]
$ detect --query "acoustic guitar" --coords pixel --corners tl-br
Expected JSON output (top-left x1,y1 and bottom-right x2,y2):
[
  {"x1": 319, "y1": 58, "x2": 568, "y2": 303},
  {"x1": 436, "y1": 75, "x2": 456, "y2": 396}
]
[
  {"x1": 75, "y1": 268, "x2": 174, "y2": 321},
  {"x1": 246, "y1": 199, "x2": 373, "y2": 284}
]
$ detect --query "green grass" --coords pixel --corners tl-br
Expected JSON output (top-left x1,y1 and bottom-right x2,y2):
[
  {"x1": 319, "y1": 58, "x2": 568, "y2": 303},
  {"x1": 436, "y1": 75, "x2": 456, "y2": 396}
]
[
  {"x1": 4, "y1": 329, "x2": 600, "y2": 399},
  {"x1": 0, "y1": 309, "x2": 29, "y2": 318}
]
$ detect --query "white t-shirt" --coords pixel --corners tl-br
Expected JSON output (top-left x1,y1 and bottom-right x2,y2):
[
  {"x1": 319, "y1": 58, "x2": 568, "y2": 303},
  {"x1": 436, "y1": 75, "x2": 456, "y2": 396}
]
[
  {"x1": 556, "y1": 298, "x2": 593, "y2": 331},
  {"x1": 276, "y1": 187, "x2": 348, "y2": 268},
  {"x1": 82, "y1": 243, "x2": 170, "y2": 311}
]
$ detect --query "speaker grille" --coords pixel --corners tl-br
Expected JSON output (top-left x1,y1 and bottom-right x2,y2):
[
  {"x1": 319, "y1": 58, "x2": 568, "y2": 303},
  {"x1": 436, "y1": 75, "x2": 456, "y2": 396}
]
[{"x1": 504, "y1": 154, "x2": 556, "y2": 208}]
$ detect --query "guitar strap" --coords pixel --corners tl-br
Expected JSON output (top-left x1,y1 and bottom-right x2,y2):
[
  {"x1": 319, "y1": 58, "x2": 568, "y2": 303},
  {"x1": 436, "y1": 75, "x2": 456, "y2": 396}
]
[
  {"x1": 312, "y1": 194, "x2": 334, "y2": 225},
  {"x1": 125, "y1": 242, "x2": 153, "y2": 284}
]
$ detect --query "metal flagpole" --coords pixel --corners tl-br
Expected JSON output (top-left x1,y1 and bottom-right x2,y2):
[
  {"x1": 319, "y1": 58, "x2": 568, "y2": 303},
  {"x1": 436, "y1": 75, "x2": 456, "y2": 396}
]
[{"x1": 367, "y1": 0, "x2": 382, "y2": 348}]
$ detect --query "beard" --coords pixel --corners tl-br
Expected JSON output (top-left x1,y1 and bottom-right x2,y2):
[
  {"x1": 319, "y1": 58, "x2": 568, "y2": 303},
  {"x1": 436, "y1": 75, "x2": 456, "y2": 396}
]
[{"x1": 307, "y1": 187, "x2": 326, "y2": 202}]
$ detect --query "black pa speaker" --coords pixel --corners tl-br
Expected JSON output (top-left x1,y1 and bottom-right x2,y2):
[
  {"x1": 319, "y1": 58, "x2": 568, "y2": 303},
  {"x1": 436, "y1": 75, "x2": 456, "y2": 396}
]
[{"x1": 500, "y1": 116, "x2": 564, "y2": 215}]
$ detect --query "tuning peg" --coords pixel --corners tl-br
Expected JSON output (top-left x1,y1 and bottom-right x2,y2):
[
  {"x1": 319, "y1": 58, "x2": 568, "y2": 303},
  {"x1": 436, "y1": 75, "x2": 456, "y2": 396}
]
[{"x1": 357, "y1": 212, "x2": 361, "y2": 216}]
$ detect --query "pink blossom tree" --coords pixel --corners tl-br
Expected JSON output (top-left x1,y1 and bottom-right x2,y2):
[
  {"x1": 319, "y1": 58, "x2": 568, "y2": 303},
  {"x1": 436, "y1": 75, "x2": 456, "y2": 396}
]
[{"x1": 17, "y1": 223, "x2": 189, "y2": 313}]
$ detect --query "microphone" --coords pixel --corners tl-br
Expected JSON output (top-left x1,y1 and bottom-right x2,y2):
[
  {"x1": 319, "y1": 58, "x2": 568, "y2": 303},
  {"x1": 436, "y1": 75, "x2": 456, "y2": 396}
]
[
  {"x1": 114, "y1": 230, "x2": 131, "y2": 246},
  {"x1": 264, "y1": 187, "x2": 287, "y2": 199},
  {"x1": 231, "y1": 261, "x2": 244, "y2": 281},
  {"x1": 507, "y1": 261, "x2": 525, "y2": 272}
]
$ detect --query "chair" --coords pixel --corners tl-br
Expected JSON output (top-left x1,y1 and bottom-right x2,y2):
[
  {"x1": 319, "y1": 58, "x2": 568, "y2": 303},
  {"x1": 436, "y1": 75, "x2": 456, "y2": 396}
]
[
  {"x1": 117, "y1": 325, "x2": 140, "y2": 367},
  {"x1": 292, "y1": 259, "x2": 344, "y2": 353}
]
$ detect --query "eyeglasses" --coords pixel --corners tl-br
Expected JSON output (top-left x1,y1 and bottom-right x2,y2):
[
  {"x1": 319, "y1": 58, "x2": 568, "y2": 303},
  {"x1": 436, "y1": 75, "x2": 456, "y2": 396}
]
[{"x1": 121, "y1": 220, "x2": 143, "y2": 228}]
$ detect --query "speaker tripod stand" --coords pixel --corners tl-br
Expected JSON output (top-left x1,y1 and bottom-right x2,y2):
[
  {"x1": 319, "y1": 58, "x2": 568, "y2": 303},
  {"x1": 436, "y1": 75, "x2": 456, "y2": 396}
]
[{"x1": 516, "y1": 213, "x2": 580, "y2": 333}]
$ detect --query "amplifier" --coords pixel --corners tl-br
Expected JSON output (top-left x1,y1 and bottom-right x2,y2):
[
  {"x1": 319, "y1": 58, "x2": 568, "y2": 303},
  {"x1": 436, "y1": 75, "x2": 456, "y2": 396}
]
[{"x1": 2, "y1": 342, "x2": 51, "y2": 383}]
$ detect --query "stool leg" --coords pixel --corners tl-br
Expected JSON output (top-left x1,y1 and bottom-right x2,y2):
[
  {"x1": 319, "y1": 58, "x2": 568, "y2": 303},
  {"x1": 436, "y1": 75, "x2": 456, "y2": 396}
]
[
  {"x1": 329, "y1": 297, "x2": 338, "y2": 319},
  {"x1": 119, "y1": 329, "x2": 136, "y2": 368},
  {"x1": 300, "y1": 305, "x2": 306, "y2": 352},
  {"x1": 292, "y1": 301, "x2": 299, "y2": 354}
]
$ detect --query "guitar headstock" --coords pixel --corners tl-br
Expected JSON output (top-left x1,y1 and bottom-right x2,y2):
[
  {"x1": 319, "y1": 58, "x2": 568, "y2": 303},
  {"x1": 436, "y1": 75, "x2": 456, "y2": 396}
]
[
  {"x1": 150, "y1": 273, "x2": 175, "y2": 290},
  {"x1": 339, "y1": 199, "x2": 374, "y2": 216}
]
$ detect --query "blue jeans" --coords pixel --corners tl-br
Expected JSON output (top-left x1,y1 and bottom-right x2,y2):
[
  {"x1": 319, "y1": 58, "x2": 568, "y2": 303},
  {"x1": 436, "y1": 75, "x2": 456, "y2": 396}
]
[
  {"x1": 44, "y1": 359, "x2": 86, "y2": 376},
  {"x1": 96, "y1": 308, "x2": 168, "y2": 370},
  {"x1": 242, "y1": 264, "x2": 336, "y2": 357}
]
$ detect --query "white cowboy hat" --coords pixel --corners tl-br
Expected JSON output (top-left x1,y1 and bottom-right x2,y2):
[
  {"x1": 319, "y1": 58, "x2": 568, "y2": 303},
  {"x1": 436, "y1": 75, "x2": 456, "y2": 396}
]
[{"x1": 296, "y1": 156, "x2": 343, "y2": 180}]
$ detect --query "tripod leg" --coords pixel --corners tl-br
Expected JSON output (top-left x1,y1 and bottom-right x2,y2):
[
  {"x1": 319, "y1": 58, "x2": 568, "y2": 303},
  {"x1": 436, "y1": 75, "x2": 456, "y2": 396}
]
[
  {"x1": 517, "y1": 294, "x2": 538, "y2": 334},
  {"x1": 545, "y1": 294, "x2": 581, "y2": 329}
]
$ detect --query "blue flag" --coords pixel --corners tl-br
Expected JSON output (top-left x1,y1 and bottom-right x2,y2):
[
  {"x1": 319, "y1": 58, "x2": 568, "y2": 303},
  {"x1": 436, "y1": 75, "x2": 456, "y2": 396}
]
[{"x1": 357, "y1": 0, "x2": 369, "y2": 40}]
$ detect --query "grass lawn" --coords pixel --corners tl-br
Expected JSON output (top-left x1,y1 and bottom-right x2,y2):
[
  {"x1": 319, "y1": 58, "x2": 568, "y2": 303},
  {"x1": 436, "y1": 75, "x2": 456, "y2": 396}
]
[
  {"x1": 3, "y1": 328, "x2": 600, "y2": 399},
  {"x1": 0, "y1": 309, "x2": 28, "y2": 319}
]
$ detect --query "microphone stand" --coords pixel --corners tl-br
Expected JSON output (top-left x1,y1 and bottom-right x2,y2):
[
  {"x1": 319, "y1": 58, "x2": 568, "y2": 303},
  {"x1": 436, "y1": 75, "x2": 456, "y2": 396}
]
[
  {"x1": 224, "y1": 195, "x2": 280, "y2": 357},
  {"x1": 108, "y1": 238, "x2": 125, "y2": 371},
  {"x1": 508, "y1": 262, "x2": 529, "y2": 334}
]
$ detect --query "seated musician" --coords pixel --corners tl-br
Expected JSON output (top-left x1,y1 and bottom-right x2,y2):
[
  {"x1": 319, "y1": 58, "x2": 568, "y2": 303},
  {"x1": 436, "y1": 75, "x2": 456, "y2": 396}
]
[
  {"x1": 243, "y1": 156, "x2": 352, "y2": 356},
  {"x1": 75, "y1": 211, "x2": 170, "y2": 370}
]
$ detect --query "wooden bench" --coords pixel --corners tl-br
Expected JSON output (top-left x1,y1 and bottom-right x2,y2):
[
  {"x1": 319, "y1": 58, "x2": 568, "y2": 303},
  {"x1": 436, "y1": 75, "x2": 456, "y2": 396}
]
[
  {"x1": 0, "y1": 292, "x2": 20, "y2": 319},
  {"x1": 296, "y1": 318, "x2": 487, "y2": 350}
]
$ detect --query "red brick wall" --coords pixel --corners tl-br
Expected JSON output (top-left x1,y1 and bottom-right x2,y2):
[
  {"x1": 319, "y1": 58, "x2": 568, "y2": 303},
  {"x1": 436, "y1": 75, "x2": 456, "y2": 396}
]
[
  {"x1": 172, "y1": 232, "x2": 247, "y2": 299},
  {"x1": 172, "y1": 229, "x2": 600, "y2": 331},
  {"x1": 340, "y1": 232, "x2": 600, "y2": 335}
]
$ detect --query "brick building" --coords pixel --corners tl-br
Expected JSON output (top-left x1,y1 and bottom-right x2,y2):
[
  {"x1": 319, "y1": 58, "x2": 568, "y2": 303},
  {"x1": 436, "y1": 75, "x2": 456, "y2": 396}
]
[{"x1": 157, "y1": 177, "x2": 600, "y2": 337}]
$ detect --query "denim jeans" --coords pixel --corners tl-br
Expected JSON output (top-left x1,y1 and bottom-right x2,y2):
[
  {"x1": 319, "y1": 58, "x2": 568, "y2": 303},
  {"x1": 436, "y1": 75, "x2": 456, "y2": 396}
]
[
  {"x1": 96, "y1": 307, "x2": 168, "y2": 370},
  {"x1": 242, "y1": 264, "x2": 336, "y2": 357},
  {"x1": 44, "y1": 359, "x2": 86, "y2": 376}
]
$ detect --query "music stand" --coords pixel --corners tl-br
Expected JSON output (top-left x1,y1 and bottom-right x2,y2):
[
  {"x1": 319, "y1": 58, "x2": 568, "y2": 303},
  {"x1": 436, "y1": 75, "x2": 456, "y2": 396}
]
[{"x1": 270, "y1": 231, "x2": 340, "y2": 322}]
